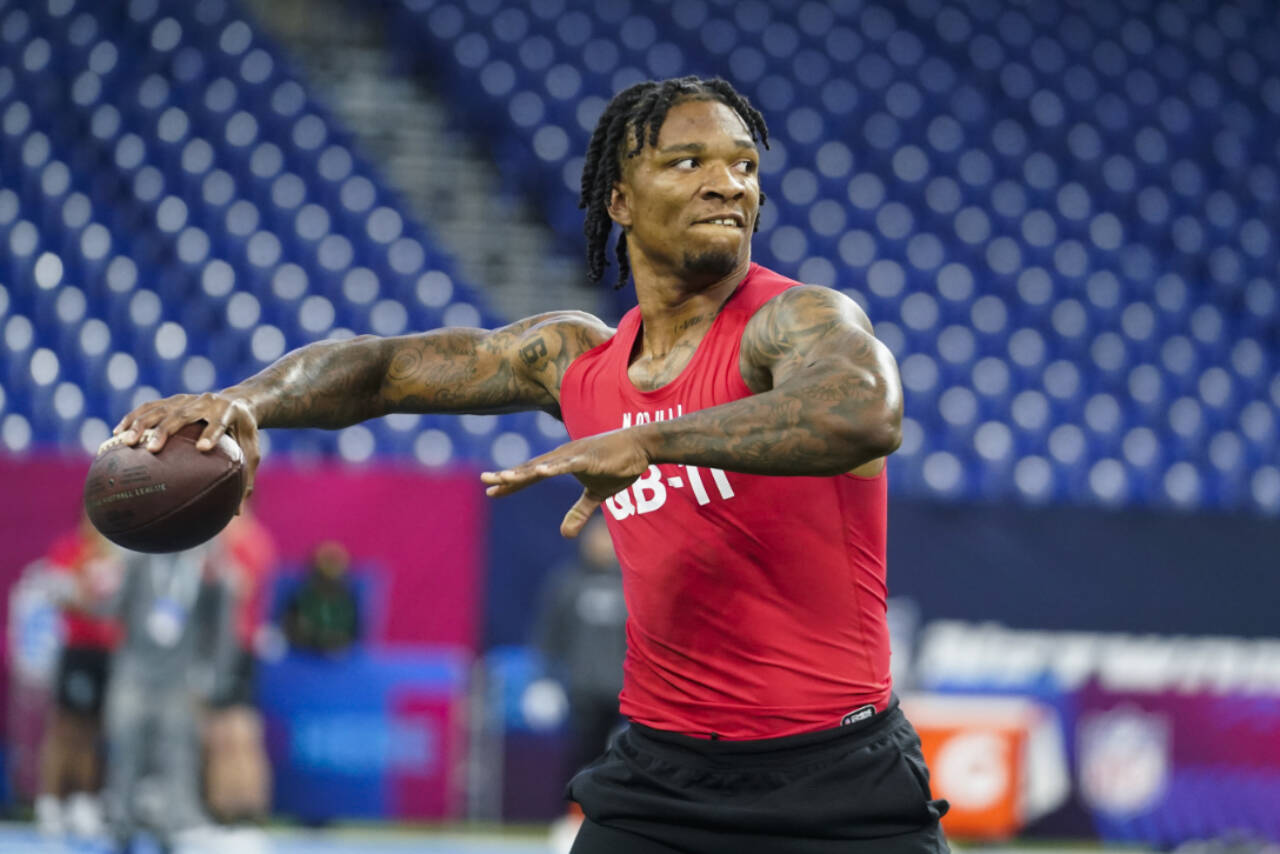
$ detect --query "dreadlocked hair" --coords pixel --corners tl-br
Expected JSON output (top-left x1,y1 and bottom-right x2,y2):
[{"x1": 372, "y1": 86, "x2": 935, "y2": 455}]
[{"x1": 579, "y1": 76, "x2": 770, "y2": 290}]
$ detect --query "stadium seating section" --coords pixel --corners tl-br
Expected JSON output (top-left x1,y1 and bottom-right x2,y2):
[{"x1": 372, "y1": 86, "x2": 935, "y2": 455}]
[{"x1": 1, "y1": 0, "x2": 1278, "y2": 513}]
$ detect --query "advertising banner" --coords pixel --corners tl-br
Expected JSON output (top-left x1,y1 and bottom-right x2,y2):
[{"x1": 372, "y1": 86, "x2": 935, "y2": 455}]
[
  {"x1": 913, "y1": 621, "x2": 1280, "y2": 845},
  {"x1": 258, "y1": 648, "x2": 470, "y2": 821}
]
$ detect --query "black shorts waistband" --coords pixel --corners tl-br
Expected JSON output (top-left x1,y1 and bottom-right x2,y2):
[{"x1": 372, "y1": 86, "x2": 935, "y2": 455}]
[{"x1": 624, "y1": 696, "x2": 903, "y2": 765}]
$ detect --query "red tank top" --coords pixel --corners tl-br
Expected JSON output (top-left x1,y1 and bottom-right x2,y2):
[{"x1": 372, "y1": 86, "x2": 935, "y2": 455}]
[{"x1": 559, "y1": 263, "x2": 891, "y2": 739}]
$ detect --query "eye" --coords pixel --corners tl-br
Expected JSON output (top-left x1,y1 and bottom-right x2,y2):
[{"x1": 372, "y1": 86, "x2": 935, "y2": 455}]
[
  {"x1": 734, "y1": 159, "x2": 757, "y2": 174},
  {"x1": 671, "y1": 157, "x2": 698, "y2": 169}
]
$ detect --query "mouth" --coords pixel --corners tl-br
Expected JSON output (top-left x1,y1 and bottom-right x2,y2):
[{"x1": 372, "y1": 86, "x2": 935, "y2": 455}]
[{"x1": 693, "y1": 214, "x2": 745, "y2": 229}]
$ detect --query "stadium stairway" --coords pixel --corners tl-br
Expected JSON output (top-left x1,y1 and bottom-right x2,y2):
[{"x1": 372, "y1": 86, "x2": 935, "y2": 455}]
[{"x1": 239, "y1": 0, "x2": 599, "y2": 322}]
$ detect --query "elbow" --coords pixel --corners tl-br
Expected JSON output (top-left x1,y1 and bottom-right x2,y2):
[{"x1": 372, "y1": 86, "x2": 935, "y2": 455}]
[
  {"x1": 863, "y1": 375, "x2": 904, "y2": 459},
  {"x1": 877, "y1": 397, "x2": 904, "y2": 455},
  {"x1": 836, "y1": 401, "x2": 901, "y2": 468},
  {"x1": 860, "y1": 407, "x2": 902, "y2": 460},
  {"x1": 870, "y1": 423, "x2": 902, "y2": 460},
  {"x1": 831, "y1": 362, "x2": 904, "y2": 466}
]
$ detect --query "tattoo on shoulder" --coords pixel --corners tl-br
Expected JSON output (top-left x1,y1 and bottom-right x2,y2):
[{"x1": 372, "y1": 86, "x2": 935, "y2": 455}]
[
  {"x1": 519, "y1": 337, "x2": 549, "y2": 366},
  {"x1": 516, "y1": 314, "x2": 613, "y2": 399},
  {"x1": 740, "y1": 287, "x2": 876, "y2": 392}
]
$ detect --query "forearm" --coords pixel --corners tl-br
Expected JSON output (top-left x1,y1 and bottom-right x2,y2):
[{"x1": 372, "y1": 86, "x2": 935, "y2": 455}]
[
  {"x1": 223, "y1": 335, "x2": 394, "y2": 429},
  {"x1": 634, "y1": 368, "x2": 901, "y2": 476},
  {"x1": 225, "y1": 316, "x2": 585, "y2": 427}
]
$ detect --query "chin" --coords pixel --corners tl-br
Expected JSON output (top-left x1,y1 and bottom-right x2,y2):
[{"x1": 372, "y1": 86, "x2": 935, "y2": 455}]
[{"x1": 681, "y1": 248, "x2": 741, "y2": 280}]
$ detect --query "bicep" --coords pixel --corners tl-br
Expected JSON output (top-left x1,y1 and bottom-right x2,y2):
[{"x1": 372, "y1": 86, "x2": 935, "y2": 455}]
[{"x1": 378, "y1": 312, "x2": 613, "y2": 415}]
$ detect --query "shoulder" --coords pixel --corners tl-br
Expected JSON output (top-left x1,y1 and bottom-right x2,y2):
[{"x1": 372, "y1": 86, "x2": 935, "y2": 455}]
[
  {"x1": 733, "y1": 265, "x2": 873, "y2": 333},
  {"x1": 511, "y1": 310, "x2": 613, "y2": 367},
  {"x1": 507, "y1": 311, "x2": 615, "y2": 406},
  {"x1": 745, "y1": 284, "x2": 874, "y2": 345},
  {"x1": 739, "y1": 284, "x2": 876, "y2": 390},
  {"x1": 520, "y1": 311, "x2": 614, "y2": 349}
]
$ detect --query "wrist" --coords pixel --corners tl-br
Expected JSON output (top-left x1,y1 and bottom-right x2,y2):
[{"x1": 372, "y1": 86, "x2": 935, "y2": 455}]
[
  {"x1": 630, "y1": 421, "x2": 665, "y2": 465},
  {"x1": 220, "y1": 387, "x2": 263, "y2": 427}
]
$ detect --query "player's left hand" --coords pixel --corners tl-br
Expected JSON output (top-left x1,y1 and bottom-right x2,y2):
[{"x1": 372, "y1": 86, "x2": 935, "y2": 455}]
[{"x1": 480, "y1": 429, "x2": 651, "y2": 538}]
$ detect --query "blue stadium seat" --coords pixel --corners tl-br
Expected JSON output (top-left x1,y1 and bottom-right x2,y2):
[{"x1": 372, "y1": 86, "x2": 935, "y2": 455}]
[{"x1": 1, "y1": 0, "x2": 1276, "y2": 510}]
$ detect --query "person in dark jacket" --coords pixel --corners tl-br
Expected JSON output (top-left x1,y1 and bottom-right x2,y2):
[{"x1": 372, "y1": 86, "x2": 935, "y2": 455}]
[{"x1": 535, "y1": 516, "x2": 627, "y2": 779}]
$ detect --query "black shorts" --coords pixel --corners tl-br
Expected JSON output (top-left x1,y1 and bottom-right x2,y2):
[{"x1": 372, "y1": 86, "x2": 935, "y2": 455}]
[
  {"x1": 54, "y1": 646, "x2": 111, "y2": 716},
  {"x1": 568, "y1": 700, "x2": 950, "y2": 854}
]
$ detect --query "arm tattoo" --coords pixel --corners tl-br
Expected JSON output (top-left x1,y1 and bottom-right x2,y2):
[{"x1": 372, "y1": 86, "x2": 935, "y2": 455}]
[
  {"x1": 229, "y1": 312, "x2": 612, "y2": 429},
  {"x1": 636, "y1": 287, "x2": 902, "y2": 475},
  {"x1": 228, "y1": 336, "x2": 392, "y2": 429},
  {"x1": 517, "y1": 316, "x2": 613, "y2": 398},
  {"x1": 519, "y1": 337, "x2": 549, "y2": 366},
  {"x1": 381, "y1": 328, "x2": 525, "y2": 412}
]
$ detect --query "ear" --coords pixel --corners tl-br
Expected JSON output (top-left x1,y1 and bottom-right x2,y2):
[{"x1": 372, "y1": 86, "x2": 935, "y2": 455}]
[{"x1": 608, "y1": 184, "x2": 632, "y2": 229}]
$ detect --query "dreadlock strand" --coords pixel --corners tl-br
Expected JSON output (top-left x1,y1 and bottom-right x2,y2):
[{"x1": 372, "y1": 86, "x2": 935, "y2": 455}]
[
  {"x1": 579, "y1": 82, "x2": 651, "y2": 284},
  {"x1": 614, "y1": 233, "x2": 630, "y2": 291}
]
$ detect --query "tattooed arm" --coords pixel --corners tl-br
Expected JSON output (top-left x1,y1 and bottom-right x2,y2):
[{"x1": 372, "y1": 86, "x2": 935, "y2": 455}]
[
  {"x1": 482, "y1": 286, "x2": 902, "y2": 535},
  {"x1": 229, "y1": 310, "x2": 609, "y2": 424},
  {"x1": 113, "y1": 311, "x2": 613, "y2": 499},
  {"x1": 642, "y1": 284, "x2": 903, "y2": 475}
]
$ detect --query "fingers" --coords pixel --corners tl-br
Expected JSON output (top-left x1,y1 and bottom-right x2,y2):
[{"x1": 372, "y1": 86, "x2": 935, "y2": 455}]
[
  {"x1": 559, "y1": 490, "x2": 602, "y2": 538},
  {"x1": 481, "y1": 455, "x2": 579, "y2": 497},
  {"x1": 113, "y1": 399, "x2": 174, "y2": 446},
  {"x1": 114, "y1": 396, "x2": 186, "y2": 449},
  {"x1": 481, "y1": 470, "x2": 540, "y2": 497},
  {"x1": 116, "y1": 402, "x2": 187, "y2": 451},
  {"x1": 196, "y1": 416, "x2": 229, "y2": 453},
  {"x1": 147, "y1": 410, "x2": 204, "y2": 452},
  {"x1": 114, "y1": 393, "x2": 252, "y2": 455}
]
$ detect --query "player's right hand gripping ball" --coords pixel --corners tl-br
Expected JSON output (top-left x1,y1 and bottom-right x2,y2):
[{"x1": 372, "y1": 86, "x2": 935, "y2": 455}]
[{"x1": 83, "y1": 422, "x2": 245, "y2": 553}]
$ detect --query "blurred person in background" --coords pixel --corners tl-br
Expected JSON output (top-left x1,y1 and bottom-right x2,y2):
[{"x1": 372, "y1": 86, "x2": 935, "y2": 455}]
[
  {"x1": 35, "y1": 512, "x2": 124, "y2": 840},
  {"x1": 533, "y1": 514, "x2": 626, "y2": 783},
  {"x1": 115, "y1": 76, "x2": 947, "y2": 853},
  {"x1": 281, "y1": 540, "x2": 360, "y2": 655},
  {"x1": 534, "y1": 515, "x2": 626, "y2": 853},
  {"x1": 201, "y1": 505, "x2": 277, "y2": 826},
  {"x1": 103, "y1": 542, "x2": 236, "y2": 853}
]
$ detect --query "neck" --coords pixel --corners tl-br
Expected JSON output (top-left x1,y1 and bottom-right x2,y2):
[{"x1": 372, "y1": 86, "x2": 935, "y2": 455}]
[{"x1": 631, "y1": 253, "x2": 751, "y2": 357}]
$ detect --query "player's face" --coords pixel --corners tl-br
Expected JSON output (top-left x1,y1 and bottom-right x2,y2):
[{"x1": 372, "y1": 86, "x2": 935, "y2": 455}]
[{"x1": 610, "y1": 99, "x2": 761, "y2": 283}]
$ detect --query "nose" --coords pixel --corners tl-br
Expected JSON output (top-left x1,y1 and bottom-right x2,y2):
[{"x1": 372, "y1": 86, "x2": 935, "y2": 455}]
[{"x1": 701, "y1": 161, "x2": 746, "y2": 199}]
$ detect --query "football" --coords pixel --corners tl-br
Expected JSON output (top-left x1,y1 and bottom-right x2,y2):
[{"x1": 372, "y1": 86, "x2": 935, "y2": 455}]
[{"x1": 83, "y1": 422, "x2": 245, "y2": 553}]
